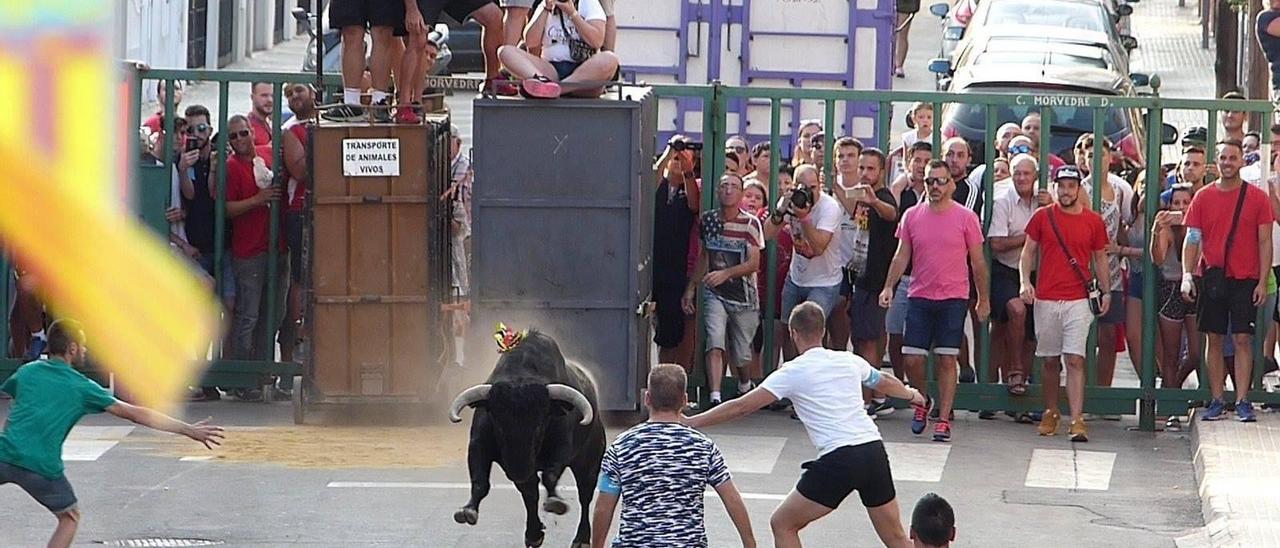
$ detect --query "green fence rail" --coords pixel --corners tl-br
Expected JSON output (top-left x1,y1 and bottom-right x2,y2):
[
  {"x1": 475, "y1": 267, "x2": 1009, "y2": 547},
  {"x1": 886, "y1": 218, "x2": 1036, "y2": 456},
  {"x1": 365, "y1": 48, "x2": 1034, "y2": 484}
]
[{"x1": 655, "y1": 81, "x2": 1279, "y2": 432}]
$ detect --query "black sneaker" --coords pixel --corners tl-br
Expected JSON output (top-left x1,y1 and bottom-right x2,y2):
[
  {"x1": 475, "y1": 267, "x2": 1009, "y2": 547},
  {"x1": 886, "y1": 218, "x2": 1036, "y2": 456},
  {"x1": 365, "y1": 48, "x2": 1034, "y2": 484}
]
[
  {"x1": 322, "y1": 104, "x2": 366, "y2": 123},
  {"x1": 978, "y1": 410, "x2": 997, "y2": 420},
  {"x1": 867, "y1": 399, "x2": 896, "y2": 417},
  {"x1": 959, "y1": 365, "x2": 977, "y2": 383},
  {"x1": 370, "y1": 99, "x2": 393, "y2": 123}
]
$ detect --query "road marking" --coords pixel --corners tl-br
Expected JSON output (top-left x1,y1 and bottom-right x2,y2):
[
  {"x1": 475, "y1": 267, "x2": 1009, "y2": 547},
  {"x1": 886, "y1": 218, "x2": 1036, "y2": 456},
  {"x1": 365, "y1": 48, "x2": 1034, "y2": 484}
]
[
  {"x1": 710, "y1": 434, "x2": 787, "y2": 474},
  {"x1": 1025, "y1": 449, "x2": 1116, "y2": 491},
  {"x1": 884, "y1": 442, "x2": 950, "y2": 483},
  {"x1": 180, "y1": 456, "x2": 215, "y2": 462},
  {"x1": 64, "y1": 426, "x2": 135, "y2": 461},
  {"x1": 326, "y1": 482, "x2": 788, "y2": 501}
]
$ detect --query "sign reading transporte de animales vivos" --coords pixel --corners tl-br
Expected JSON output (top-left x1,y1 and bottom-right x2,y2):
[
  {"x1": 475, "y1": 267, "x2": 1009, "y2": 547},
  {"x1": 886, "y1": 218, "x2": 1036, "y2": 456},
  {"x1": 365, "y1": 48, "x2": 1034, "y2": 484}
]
[{"x1": 342, "y1": 138, "x2": 401, "y2": 177}]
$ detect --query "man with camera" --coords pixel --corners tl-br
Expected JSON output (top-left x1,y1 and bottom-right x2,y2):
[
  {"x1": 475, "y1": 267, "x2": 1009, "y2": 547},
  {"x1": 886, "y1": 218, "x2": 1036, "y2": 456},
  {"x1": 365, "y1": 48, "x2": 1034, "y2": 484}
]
[
  {"x1": 652, "y1": 136, "x2": 703, "y2": 372},
  {"x1": 765, "y1": 165, "x2": 844, "y2": 358},
  {"x1": 683, "y1": 174, "x2": 764, "y2": 406},
  {"x1": 880, "y1": 160, "x2": 989, "y2": 443},
  {"x1": 1020, "y1": 166, "x2": 1110, "y2": 442},
  {"x1": 223, "y1": 116, "x2": 289, "y2": 374},
  {"x1": 1181, "y1": 140, "x2": 1273, "y2": 423}
]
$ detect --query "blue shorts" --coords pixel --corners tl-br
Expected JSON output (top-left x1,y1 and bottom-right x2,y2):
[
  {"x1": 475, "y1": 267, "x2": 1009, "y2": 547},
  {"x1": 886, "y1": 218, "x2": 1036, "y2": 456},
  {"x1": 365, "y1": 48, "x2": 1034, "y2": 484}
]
[
  {"x1": 197, "y1": 253, "x2": 237, "y2": 301},
  {"x1": 1128, "y1": 272, "x2": 1144, "y2": 300},
  {"x1": 902, "y1": 297, "x2": 968, "y2": 356},
  {"x1": 551, "y1": 60, "x2": 580, "y2": 81},
  {"x1": 1098, "y1": 290, "x2": 1126, "y2": 325},
  {"x1": 781, "y1": 279, "x2": 843, "y2": 324},
  {"x1": 0, "y1": 461, "x2": 77, "y2": 514},
  {"x1": 884, "y1": 277, "x2": 911, "y2": 335}
]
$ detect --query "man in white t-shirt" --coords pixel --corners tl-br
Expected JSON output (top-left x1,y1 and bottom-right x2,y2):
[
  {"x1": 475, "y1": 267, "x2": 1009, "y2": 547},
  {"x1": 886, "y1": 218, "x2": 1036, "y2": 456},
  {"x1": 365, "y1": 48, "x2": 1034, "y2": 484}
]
[
  {"x1": 764, "y1": 165, "x2": 845, "y2": 358},
  {"x1": 687, "y1": 301, "x2": 927, "y2": 548},
  {"x1": 496, "y1": 0, "x2": 620, "y2": 98}
]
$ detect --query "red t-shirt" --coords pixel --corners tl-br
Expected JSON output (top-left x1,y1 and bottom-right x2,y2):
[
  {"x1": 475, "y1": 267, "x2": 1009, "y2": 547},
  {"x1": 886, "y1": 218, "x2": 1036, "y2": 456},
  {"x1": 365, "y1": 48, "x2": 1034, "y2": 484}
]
[
  {"x1": 226, "y1": 152, "x2": 286, "y2": 259},
  {"x1": 284, "y1": 123, "x2": 309, "y2": 212},
  {"x1": 1025, "y1": 204, "x2": 1108, "y2": 301},
  {"x1": 1185, "y1": 182, "x2": 1274, "y2": 280},
  {"x1": 142, "y1": 113, "x2": 163, "y2": 134},
  {"x1": 249, "y1": 113, "x2": 272, "y2": 146}
]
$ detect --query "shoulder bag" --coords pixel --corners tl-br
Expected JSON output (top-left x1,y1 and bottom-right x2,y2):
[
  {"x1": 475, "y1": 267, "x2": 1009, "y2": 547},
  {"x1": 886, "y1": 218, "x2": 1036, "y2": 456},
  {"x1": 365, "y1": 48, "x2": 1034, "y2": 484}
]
[
  {"x1": 1047, "y1": 207, "x2": 1105, "y2": 316},
  {"x1": 1199, "y1": 184, "x2": 1248, "y2": 301}
]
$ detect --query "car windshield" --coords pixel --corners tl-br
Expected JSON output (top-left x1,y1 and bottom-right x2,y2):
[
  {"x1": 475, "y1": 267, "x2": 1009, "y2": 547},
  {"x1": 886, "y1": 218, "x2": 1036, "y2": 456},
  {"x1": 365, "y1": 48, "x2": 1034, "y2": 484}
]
[
  {"x1": 972, "y1": 39, "x2": 1113, "y2": 69},
  {"x1": 981, "y1": 0, "x2": 1110, "y2": 32}
]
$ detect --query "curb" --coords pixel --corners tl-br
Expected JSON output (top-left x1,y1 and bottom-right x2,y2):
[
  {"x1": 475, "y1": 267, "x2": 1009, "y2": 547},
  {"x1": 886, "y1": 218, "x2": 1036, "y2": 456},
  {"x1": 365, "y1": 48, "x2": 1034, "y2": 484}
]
[
  {"x1": 1190, "y1": 415, "x2": 1280, "y2": 547},
  {"x1": 1190, "y1": 418, "x2": 1238, "y2": 547}
]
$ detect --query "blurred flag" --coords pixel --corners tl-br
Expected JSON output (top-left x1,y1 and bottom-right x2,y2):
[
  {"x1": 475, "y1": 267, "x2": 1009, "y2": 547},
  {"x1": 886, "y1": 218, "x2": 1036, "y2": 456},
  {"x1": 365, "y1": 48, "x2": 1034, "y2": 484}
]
[{"x1": 0, "y1": 2, "x2": 221, "y2": 412}]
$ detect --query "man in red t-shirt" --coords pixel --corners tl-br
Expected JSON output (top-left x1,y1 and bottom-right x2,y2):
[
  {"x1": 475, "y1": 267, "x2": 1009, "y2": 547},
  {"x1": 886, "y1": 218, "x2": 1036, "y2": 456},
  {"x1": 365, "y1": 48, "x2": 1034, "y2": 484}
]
[
  {"x1": 278, "y1": 83, "x2": 316, "y2": 364},
  {"x1": 1181, "y1": 140, "x2": 1274, "y2": 423},
  {"x1": 1021, "y1": 165, "x2": 1110, "y2": 442},
  {"x1": 247, "y1": 82, "x2": 274, "y2": 147},
  {"x1": 223, "y1": 115, "x2": 288, "y2": 371}
]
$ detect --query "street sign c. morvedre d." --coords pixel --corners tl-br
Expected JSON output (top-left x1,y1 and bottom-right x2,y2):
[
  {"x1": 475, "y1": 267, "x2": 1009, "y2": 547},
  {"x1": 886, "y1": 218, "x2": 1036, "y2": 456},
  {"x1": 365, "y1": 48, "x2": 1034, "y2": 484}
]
[{"x1": 342, "y1": 138, "x2": 401, "y2": 177}]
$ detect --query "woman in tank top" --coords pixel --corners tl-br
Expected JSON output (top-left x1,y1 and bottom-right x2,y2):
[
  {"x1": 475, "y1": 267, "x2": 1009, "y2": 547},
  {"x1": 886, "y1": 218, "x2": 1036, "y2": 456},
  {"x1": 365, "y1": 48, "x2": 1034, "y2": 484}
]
[{"x1": 1150, "y1": 184, "x2": 1201, "y2": 414}]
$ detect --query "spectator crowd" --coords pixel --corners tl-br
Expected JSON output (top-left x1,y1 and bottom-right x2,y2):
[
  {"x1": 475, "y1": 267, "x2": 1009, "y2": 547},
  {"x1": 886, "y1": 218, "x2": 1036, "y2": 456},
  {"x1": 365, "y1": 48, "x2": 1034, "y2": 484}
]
[{"x1": 652, "y1": 92, "x2": 1280, "y2": 443}]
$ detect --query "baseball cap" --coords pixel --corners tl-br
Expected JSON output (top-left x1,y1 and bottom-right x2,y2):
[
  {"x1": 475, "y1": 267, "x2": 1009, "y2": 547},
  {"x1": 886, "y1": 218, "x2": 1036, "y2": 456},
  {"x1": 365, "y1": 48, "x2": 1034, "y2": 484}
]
[{"x1": 1053, "y1": 165, "x2": 1083, "y2": 182}]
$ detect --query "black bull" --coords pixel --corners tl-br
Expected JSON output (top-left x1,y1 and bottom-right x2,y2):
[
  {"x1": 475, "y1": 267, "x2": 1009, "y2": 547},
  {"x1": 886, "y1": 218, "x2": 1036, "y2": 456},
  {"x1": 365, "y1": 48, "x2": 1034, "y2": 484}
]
[{"x1": 448, "y1": 331, "x2": 606, "y2": 548}]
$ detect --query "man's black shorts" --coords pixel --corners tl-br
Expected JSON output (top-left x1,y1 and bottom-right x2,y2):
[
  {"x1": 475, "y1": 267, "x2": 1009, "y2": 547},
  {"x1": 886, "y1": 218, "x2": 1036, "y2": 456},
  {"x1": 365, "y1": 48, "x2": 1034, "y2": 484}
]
[
  {"x1": 796, "y1": 440, "x2": 895, "y2": 510},
  {"x1": 0, "y1": 461, "x2": 77, "y2": 514},
  {"x1": 1197, "y1": 277, "x2": 1258, "y2": 335},
  {"x1": 990, "y1": 262, "x2": 1035, "y2": 338},
  {"x1": 330, "y1": 0, "x2": 404, "y2": 30},
  {"x1": 395, "y1": 0, "x2": 495, "y2": 36},
  {"x1": 653, "y1": 285, "x2": 687, "y2": 349}
]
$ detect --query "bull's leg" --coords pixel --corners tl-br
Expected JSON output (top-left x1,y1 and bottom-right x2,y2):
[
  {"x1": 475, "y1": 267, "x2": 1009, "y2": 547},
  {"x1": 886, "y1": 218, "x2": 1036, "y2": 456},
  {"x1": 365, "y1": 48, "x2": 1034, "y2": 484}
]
[
  {"x1": 454, "y1": 427, "x2": 495, "y2": 526},
  {"x1": 569, "y1": 459, "x2": 599, "y2": 548},
  {"x1": 540, "y1": 423, "x2": 574, "y2": 515},
  {"x1": 516, "y1": 478, "x2": 546, "y2": 548}
]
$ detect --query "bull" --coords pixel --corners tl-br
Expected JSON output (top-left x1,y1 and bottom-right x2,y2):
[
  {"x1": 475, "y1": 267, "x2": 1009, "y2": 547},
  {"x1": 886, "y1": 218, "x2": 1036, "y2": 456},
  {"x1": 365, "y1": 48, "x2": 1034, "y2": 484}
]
[{"x1": 448, "y1": 328, "x2": 606, "y2": 548}]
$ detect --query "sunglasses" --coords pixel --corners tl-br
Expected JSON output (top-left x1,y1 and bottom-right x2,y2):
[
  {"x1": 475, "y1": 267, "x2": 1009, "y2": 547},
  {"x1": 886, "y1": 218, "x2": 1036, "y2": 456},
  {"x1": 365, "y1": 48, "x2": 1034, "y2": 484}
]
[
  {"x1": 812, "y1": 142, "x2": 824, "y2": 150},
  {"x1": 186, "y1": 123, "x2": 211, "y2": 134},
  {"x1": 228, "y1": 129, "x2": 252, "y2": 140},
  {"x1": 1009, "y1": 144, "x2": 1032, "y2": 155},
  {"x1": 926, "y1": 177, "x2": 950, "y2": 187}
]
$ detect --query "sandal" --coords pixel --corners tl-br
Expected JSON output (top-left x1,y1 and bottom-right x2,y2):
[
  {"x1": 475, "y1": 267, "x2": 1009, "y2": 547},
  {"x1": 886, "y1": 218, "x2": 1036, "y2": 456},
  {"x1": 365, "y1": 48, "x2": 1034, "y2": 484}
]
[
  {"x1": 1005, "y1": 372, "x2": 1027, "y2": 396},
  {"x1": 519, "y1": 76, "x2": 561, "y2": 99}
]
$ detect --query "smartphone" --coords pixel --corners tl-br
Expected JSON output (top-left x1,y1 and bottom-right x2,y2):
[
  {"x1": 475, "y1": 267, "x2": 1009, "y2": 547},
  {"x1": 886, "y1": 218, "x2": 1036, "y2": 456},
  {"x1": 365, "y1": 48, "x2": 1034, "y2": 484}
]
[
  {"x1": 1168, "y1": 211, "x2": 1185, "y2": 225},
  {"x1": 185, "y1": 136, "x2": 202, "y2": 152}
]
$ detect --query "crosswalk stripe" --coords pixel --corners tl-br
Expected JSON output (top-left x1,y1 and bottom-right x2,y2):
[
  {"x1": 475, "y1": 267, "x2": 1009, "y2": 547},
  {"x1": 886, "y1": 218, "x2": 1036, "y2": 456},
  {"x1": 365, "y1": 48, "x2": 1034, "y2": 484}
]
[
  {"x1": 63, "y1": 426, "x2": 135, "y2": 461},
  {"x1": 1024, "y1": 449, "x2": 1116, "y2": 491},
  {"x1": 709, "y1": 434, "x2": 787, "y2": 474},
  {"x1": 884, "y1": 442, "x2": 950, "y2": 482}
]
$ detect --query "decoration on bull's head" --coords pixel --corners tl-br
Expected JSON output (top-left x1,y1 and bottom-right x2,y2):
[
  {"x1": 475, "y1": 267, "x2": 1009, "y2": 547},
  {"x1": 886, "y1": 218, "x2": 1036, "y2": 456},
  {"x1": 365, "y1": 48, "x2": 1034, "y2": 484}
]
[{"x1": 493, "y1": 322, "x2": 527, "y2": 353}]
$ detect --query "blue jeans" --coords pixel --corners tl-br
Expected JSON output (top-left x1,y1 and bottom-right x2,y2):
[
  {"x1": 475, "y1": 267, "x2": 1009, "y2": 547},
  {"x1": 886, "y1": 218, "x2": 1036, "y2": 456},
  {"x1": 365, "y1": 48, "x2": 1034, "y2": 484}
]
[{"x1": 781, "y1": 278, "x2": 843, "y2": 323}]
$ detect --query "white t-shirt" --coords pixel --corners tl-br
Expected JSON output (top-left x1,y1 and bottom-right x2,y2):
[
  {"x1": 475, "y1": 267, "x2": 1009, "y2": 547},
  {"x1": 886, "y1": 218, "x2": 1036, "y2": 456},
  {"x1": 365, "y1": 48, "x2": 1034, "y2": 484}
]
[
  {"x1": 535, "y1": 0, "x2": 607, "y2": 63},
  {"x1": 760, "y1": 348, "x2": 882, "y2": 457},
  {"x1": 833, "y1": 175, "x2": 868, "y2": 274},
  {"x1": 787, "y1": 192, "x2": 845, "y2": 287},
  {"x1": 1242, "y1": 163, "x2": 1280, "y2": 267}
]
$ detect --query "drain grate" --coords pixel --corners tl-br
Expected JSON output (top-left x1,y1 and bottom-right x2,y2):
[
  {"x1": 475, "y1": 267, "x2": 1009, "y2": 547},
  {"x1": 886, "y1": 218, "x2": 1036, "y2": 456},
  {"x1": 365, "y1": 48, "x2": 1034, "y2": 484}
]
[{"x1": 97, "y1": 539, "x2": 224, "y2": 547}]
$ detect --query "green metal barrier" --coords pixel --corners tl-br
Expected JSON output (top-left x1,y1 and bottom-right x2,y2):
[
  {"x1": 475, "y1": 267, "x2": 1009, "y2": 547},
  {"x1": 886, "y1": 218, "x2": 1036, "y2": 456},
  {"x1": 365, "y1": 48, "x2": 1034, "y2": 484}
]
[{"x1": 657, "y1": 82, "x2": 1280, "y2": 431}]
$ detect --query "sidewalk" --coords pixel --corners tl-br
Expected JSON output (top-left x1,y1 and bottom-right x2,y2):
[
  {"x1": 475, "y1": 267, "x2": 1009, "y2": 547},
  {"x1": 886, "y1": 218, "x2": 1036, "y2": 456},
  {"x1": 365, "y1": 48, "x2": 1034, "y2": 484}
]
[{"x1": 1192, "y1": 415, "x2": 1280, "y2": 546}]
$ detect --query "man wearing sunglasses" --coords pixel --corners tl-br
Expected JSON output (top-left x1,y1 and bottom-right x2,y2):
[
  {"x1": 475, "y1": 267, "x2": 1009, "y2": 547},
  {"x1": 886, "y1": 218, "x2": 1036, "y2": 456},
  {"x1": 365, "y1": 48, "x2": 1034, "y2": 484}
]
[
  {"x1": 223, "y1": 116, "x2": 289, "y2": 377},
  {"x1": 880, "y1": 160, "x2": 990, "y2": 442}
]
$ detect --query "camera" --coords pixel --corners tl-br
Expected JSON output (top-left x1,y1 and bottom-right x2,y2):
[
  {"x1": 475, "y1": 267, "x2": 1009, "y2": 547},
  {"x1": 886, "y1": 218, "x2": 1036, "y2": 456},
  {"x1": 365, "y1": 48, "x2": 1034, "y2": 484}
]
[
  {"x1": 789, "y1": 185, "x2": 814, "y2": 211},
  {"x1": 671, "y1": 139, "x2": 703, "y2": 152}
]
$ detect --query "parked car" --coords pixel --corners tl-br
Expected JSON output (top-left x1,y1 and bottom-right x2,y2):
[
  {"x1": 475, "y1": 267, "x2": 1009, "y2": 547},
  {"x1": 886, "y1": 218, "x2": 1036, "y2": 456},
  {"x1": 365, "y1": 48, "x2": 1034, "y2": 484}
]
[
  {"x1": 930, "y1": 0, "x2": 1136, "y2": 89},
  {"x1": 930, "y1": 33, "x2": 1174, "y2": 165}
]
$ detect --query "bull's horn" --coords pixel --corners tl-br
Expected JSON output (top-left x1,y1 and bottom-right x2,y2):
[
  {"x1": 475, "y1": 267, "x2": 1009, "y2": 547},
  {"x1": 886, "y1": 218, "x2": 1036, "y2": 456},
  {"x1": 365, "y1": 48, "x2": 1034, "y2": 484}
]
[
  {"x1": 547, "y1": 384, "x2": 594, "y2": 426},
  {"x1": 448, "y1": 384, "x2": 492, "y2": 423}
]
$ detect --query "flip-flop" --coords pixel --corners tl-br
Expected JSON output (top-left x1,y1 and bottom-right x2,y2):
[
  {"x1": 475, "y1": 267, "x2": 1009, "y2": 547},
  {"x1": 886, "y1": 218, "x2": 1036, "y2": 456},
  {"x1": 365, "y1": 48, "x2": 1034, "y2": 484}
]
[
  {"x1": 519, "y1": 76, "x2": 561, "y2": 99},
  {"x1": 1006, "y1": 372, "x2": 1027, "y2": 396}
]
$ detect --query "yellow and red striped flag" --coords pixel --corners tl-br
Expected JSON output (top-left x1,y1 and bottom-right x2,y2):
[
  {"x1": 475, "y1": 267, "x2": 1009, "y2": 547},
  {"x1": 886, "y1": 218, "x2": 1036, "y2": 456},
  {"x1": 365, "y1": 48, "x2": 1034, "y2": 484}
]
[{"x1": 0, "y1": 2, "x2": 221, "y2": 412}]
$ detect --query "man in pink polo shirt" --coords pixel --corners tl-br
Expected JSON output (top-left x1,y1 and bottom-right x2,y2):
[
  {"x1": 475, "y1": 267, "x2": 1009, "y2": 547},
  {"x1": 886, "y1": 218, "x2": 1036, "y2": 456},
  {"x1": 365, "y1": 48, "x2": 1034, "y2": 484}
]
[{"x1": 881, "y1": 160, "x2": 990, "y2": 442}]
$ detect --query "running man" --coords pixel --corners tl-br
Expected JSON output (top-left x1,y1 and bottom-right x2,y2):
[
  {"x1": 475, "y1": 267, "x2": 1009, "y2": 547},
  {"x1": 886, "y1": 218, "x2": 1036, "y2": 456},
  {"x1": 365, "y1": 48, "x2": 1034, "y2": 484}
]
[
  {"x1": 0, "y1": 320, "x2": 224, "y2": 548},
  {"x1": 593, "y1": 364, "x2": 756, "y2": 548},
  {"x1": 687, "y1": 301, "x2": 927, "y2": 548}
]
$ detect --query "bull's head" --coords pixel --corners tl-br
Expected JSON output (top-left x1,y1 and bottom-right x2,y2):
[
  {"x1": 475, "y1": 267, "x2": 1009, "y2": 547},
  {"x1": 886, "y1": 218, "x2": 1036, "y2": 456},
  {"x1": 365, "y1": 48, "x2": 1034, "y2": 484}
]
[{"x1": 448, "y1": 382, "x2": 593, "y2": 480}]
